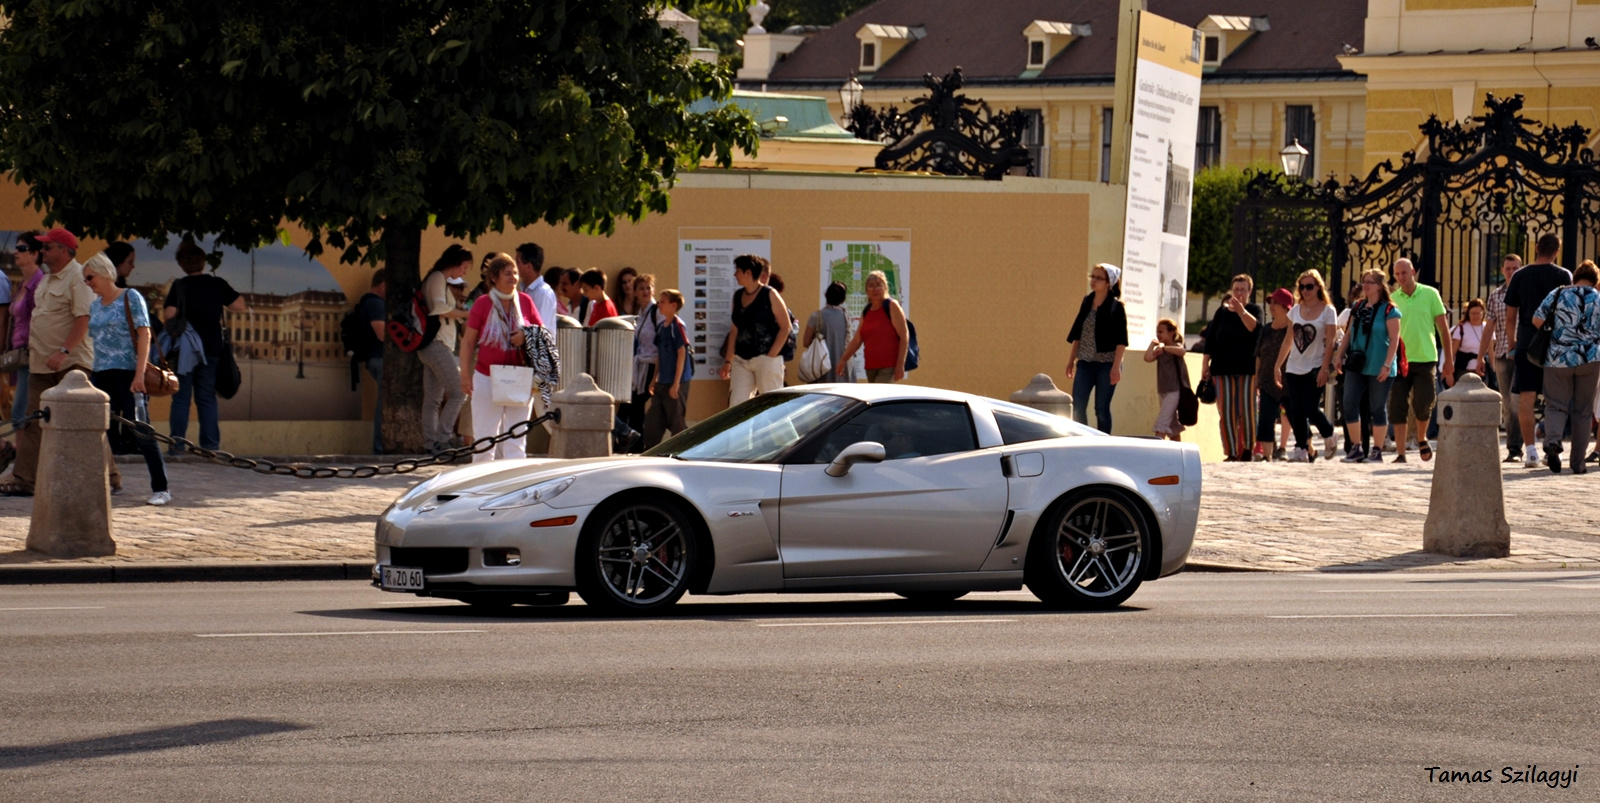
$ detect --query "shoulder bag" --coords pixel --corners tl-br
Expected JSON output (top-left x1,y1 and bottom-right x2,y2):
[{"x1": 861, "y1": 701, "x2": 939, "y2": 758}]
[
  {"x1": 1524, "y1": 289, "x2": 1564, "y2": 368},
  {"x1": 1176, "y1": 357, "x2": 1199, "y2": 426},
  {"x1": 124, "y1": 292, "x2": 179, "y2": 396}
]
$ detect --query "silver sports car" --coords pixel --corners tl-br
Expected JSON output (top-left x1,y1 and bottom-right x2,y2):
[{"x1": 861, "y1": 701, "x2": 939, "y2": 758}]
[{"x1": 374, "y1": 384, "x2": 1201, "y2": 612}]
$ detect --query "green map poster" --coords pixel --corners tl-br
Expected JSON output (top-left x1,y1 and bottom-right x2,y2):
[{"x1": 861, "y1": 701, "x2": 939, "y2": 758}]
[{"x1": 819, "y1": 232, "x2": 911, "y2": 379}]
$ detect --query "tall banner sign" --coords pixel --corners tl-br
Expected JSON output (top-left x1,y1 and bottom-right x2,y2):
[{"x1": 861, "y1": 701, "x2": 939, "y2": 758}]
[
  {"x1": 677, "y1": 227, "x2": 771, "y2": 377},
  {"x1": 1119, "y1": 11, "x2": 1203, "y2": 342}
]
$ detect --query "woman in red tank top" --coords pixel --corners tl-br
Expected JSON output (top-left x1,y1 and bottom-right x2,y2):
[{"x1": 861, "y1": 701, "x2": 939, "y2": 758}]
[{"x1": 837, "y1": 270, "x2": 908, "y2": 383}]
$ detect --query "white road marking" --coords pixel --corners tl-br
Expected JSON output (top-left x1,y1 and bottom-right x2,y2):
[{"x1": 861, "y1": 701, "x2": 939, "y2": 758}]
[
  {"x1": 1267, "y1": 613, "x2": 1515, "y2": 619},
  {"x1": 1314, "y1": 588, "x2": 1530, "y2": 593},
  {"x1": 196, "y1": 629, "x2": 486, "y2": 638},
  {"x1": 759, "y1": 618, "x2": 1016, "y2": 628},
  {"x1": 0, "y1": 606, "x2": 107, "y2": 611}
]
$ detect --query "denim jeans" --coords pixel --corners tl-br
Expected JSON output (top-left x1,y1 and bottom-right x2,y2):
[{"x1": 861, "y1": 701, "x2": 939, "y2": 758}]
[
  {"x1": 92, "y1": 370, "x2": 168, "y2": 493},
  {"x1": 1071, "y1": 360, "x2": 1116, "y2": 433},
  {"x1": 1343, "y1": 372, "x2": 1394, "y2": 450},
  {"x1": 170, "y1": 358, "x2": 221, "y2": 451},
  {"x1": 10, "y1": 367, "x2": 27, "y2": 425},
  {"x1": 366, "y1": 356, "x2": 384, "y2": 454}
]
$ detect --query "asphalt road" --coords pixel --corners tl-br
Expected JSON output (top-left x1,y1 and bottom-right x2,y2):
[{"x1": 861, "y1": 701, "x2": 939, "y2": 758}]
[{"x1": 2, "y1": 572, "x2": 1597, "y2": 801}]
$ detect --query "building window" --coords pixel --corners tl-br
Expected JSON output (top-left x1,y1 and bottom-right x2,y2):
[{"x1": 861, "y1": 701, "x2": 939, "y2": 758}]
[
  {"x1": 1196, "y1": 106, "x2": 1222, "y2": 169},
  {"x1": 1203, "y1": 35, "x2": 1220, "y2": 64},
  {"x1": 1285, "y1": 105, "x2": 1316, "y2": 178},
  {"x1": 1100, "y1": 107, "x2": 1113, "y2": 182},
  {"x1": 1019, "y1": 109, "x2": 1046, "y2": 176},
  {"x1": 861, "y1": 42, "x2": 876, "y2": 69},
  {"x1": 1029, "y1": 40, "x2": 1046, "y2": 67}
]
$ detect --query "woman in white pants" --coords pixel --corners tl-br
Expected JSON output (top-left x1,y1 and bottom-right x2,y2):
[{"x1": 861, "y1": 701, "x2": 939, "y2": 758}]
[
  {"x1": 419, "y1": 244, "x2": 473, "y2": 452},
  {"x1": 717, "y1": 254, "x2": 790, "y2": 404},
  {"x1": 459, "y1": 254, "x2": 542, "y2": 462}
]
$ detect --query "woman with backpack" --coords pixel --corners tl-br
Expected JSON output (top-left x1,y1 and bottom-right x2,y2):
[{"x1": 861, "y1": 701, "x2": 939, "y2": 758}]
[
  {"x1": 836, "y1": 270, "x2": 908, "y2": 385},
  {"x1": 719, "y1": 254, "x2": 791, "y2": 403},
  {"x1": 1067, "y1": 263, "x2": 1129, "y2": 434},
  {"x1": 803, "y1": 281, "x2": 854, "y2": 383},
  {"x1": 459, "y1": 253, "x2": 542, "y2": 462},
  {"x1": 1333, "y1": 268, "x2": 1403, "y2": 463},
  {"x1": 419, "y1": 245, "x2": 473, "y2": 453}
]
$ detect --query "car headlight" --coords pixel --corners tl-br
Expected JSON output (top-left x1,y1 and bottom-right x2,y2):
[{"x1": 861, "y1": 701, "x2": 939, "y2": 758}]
[{"x1": 479, "y1": 476, "x2": 576, "y2": 511}]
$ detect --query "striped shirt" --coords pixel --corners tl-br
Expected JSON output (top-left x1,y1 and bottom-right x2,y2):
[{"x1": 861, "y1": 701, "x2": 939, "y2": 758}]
[{"x1": 1485, "y1": 283, "x2": 1511, "y2": 359}]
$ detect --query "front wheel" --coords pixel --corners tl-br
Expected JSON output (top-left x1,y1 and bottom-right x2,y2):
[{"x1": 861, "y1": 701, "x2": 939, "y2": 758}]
[
  {"x1": 1025, "y1": 489, "x2": 1149, "y2": 610},
  {"x1": 576, "y1": 495, "x2": 698, "y2": 614}
]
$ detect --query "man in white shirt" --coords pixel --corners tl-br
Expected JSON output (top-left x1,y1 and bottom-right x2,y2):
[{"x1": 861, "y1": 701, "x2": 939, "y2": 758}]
[{"x1": 516, "y1": 243, "x2": 557, "y2": 329}]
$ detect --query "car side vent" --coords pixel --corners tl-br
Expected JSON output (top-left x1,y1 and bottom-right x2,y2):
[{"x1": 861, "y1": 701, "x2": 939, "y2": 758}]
[
  {"x1": 995, "y1": 510, "x2": 1016, "y2": 548},
  {"x1": 435, "y1": 494, "x2": 459, "y2": 503}
]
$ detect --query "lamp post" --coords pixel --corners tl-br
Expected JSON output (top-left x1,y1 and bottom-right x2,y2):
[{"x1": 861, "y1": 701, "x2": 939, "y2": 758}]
[
  {"x1": 838, "y1": 75, "x2": 863, "y2": 128},
  {"x1": 1280, "y1": 138, "x2": 1310, "y2": 180}
]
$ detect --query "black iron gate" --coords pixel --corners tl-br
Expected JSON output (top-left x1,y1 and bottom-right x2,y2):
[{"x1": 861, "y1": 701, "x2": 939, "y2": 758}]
[{"x1": 1235, "y1": 94, "x2": 1600, "y2": 311}]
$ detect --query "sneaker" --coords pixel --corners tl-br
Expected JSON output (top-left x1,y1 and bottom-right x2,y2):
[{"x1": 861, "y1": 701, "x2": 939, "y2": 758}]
[
  {"x1": 1341, "y1": 446, "x2": 1364, "y2": 463},
  {"x1": 1368, "y1": 446, "x2": 1382, "y2": 463},
  {"x1": 1547, "y1": 443, "x2": 1563, "y2": 475},
  {"x1": 147, "y1": 491, "x2": 171, "y2": 507},
  {"x1": 1504, "y1": 450, "x2": 1522, "y2": 464},
  {"x1": 1392, "y1": 453, "x2": 1408, "y2": 464},
  {"x1": 1323, "y1": 432, "x2": 1340, "y2": 461},
  {"x1": 1288, "y1": 448, "x2": 1310, "y2": 463},
  {"x1": 1525, "y1": 445, "x2": 1541, "y2": 469},
  {"x1": 1272, "y1": 447, "x2": 1287, "y2": 462},
  {"x1": 1588, "y1": 450, "x2": 1600, "y2": 465}
]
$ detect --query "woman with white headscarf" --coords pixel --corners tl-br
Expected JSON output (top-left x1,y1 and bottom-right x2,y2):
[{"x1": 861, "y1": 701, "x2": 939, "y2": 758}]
[
  {"x1": 1065, "y1": 263, "x2": 1129, "y2": 433},
  {"x1": 459, "y1": 253, "x2": 542, "y2": 462}
]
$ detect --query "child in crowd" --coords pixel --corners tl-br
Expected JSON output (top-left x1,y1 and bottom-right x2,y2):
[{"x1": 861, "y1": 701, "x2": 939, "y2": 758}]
[
  {"x1": 644, "y1": 290, "x2": 693, "y2": 448},
  {"x1": 1145, "y1": 318, "x2": 1188, "y2": 441},
  {"x1": 579, "y1": 268, "x2": 618, "y2": 326}
]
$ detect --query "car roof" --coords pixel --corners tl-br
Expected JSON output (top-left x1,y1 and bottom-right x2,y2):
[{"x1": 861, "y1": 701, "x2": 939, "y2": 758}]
[{"x1": 785, "y1": 382, "x2": 994, "y2": 406}]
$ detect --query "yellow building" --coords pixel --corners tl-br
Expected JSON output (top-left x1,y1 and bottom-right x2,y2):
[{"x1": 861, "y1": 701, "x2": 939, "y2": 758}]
[
  {"x1": 738, "y1": 0, "x2": 1372, "y2": 181},
  {"x1": 227, "y1": 291, "x2": 349, "y2": 363}
]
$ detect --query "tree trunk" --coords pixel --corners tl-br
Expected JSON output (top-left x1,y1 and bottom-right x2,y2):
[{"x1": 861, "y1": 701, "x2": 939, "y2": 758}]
[{"x1": 380, "y1": 219, "x2": 427, "y2": 454}]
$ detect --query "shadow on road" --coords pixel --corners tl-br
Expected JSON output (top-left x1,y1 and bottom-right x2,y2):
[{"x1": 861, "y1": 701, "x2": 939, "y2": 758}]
[
  {"x1": 1314, "y1": 550, "x2": 1508, "y2": 573},
  {"x1": 299, "y1": 596, "x2": 1148, "y2": 624},
  {"x1": 0, "y1": 719, "x2": 308, "y2": 769}
]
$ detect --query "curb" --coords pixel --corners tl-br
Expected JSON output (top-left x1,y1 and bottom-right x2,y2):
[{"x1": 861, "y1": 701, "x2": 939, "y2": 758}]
[
  {"x1": 1180, "y1": 561, "x2": 1273, "y2": 573},
  {"x1": 0, "y1": 561, "x2": 373, "y2": 585}
]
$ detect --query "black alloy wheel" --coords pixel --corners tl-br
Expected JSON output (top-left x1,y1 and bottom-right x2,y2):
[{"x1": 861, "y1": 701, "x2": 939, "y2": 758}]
[
  {"x1": 1025, "y1": 488, "x2": 1149, "y2": 609},
  {"x1": 576, "y1": 496, "x2": 698, "y2": 613}
]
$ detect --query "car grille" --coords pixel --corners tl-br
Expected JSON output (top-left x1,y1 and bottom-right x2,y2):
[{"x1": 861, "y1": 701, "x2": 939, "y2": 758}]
[{"x1": 388, "y1": 547, "x2": 469, "y2": 576}]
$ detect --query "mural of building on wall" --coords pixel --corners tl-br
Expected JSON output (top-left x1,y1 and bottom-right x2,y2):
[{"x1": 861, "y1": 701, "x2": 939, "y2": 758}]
[{"x1": 118, "y1": 236, "x2": 363, "y2": 422}]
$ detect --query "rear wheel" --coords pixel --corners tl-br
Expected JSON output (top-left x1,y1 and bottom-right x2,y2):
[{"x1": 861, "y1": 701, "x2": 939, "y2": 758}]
[
  {"x1": 576, "y1": 495, "x2": 698, "y2": 614},
  {"x1": 1025, "y1": 489, "x2": 1149, "y2": 610}
]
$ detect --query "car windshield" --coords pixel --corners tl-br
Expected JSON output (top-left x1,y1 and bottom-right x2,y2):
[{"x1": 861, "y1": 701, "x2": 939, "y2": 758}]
[{"x1": 645, "y1": 392, "x2": 857, "y2": 463}]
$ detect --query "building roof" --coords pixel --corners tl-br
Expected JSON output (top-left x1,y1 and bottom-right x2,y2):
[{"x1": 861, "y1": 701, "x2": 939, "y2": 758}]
[
  {"x1": 761, "y1": 0, "x2": 1366, "y2": 87},
  {"x1": 690, "y1": 91, "x2": 864, "y2": 140}
]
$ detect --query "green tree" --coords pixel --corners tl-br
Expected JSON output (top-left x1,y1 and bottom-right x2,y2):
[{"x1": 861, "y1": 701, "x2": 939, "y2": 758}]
[
  {"x1": 0, "y1": 0, "x2": 757, "y2": 451},
  {"x1": 1189, "y1": 165, "x2": 1252, "y2": 321}
]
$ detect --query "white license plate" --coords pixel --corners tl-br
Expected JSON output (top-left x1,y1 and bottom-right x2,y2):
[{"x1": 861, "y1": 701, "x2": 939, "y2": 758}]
[{"x1": 381, "y1": 566, "x2": 425, "y2": 591}]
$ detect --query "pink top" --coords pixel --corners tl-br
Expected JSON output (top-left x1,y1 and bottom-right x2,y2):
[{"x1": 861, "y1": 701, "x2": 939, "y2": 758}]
[
  {"x1": 10, "y1": 270, "x2": 42, "y2": 350},
  {"x1": 467, "y1": 292, "x2": 540, "y2": 376}
]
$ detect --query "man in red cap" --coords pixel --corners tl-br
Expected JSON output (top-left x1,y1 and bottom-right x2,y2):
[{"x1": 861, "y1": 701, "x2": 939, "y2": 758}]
[{"x1": 2, "y1": 227, "x2": 115, "y2": 495}]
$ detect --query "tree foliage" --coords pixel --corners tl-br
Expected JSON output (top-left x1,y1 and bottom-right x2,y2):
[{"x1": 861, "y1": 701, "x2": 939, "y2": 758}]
[
  {"x1": 0, "y1": 0, "x2": 759, "y2": 261},
  {"x1": 1188, "y1": 165, "x2": 1252, "y2": 312}
]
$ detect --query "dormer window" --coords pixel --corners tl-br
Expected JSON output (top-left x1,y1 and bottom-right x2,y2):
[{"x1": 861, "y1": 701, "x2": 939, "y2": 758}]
[
  {"x1": 856, "y1": 24, "x2": 925, "y2": 73},
  {"x1": 1196, "y1": 15, "x2": 1268, "y2": 69},
  {"x1": 1021, "y1": 21, "x2": 1090, "y2": 75}
]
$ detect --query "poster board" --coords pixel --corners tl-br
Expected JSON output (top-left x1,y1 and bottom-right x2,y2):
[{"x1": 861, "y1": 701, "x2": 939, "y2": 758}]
[
  {"x1": 819, "y1": 228, "x2": 911, "y2": 379},
  {"x1": 676, "y1": 227, "x2": 771, "y2": 376},
  {"x1": 1119, "y1": 11, "x2": 1203, "y2": 343}
]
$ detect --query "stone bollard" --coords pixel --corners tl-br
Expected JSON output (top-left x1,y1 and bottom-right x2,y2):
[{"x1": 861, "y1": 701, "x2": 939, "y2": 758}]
[
  {"x1": 1423, "y1": 373, "x2": 1510, "y2": 557},
  {"x1": 1010, "y1": 374, "x2": 1074, "y2": 418},
  {"x1": 26, "y1": 370, "x2": 116, "y2": 558},
  {"x1": 549, "y1": 373, "x2": 614, "y2": 459}
]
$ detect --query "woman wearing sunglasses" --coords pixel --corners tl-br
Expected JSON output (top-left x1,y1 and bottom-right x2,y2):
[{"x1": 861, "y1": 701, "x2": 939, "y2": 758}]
[{"x1": 1275, "y1": 270, "x2": 1341, "y2": 462}]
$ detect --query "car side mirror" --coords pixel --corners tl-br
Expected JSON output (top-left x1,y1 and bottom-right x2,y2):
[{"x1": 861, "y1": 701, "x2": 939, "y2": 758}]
[{"x1": 826, "y1": 441, "x2": 886, "y2": 477}]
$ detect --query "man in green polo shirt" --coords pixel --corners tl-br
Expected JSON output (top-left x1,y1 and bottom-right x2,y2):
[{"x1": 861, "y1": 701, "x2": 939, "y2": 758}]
[{"x1": 1389, "y1": 258, "x2": 1455, "y2": 463}]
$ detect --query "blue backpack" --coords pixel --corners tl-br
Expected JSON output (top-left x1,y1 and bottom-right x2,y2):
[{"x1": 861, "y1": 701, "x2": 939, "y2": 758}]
[{"x1": 904, "y1": 319, "x2": 920, "y2": 371}]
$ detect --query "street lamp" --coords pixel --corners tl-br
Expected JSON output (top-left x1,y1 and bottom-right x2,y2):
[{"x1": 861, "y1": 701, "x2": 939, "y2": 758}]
[
  {"x1": 1280, "y1": 138, "x2": 1310, "y2": 179},
  {"x1": 838, "y1": 75, "x2": 863, "y2": 128}
]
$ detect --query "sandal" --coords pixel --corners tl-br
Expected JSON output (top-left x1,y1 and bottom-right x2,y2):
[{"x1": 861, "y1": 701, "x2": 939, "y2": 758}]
[
  {"x1": 0, "y1": 479, "x2": 32, "y2": 497},
  {"x1": 0, "y1": 441, "x2": 13, "y2": 475},
  {"x1": 1418, "y1": 442, "x2": 1433, "y2": 462}
]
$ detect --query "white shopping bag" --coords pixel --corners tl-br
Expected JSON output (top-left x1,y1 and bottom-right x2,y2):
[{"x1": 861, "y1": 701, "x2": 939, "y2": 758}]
[
  {"x1": 489, "y1": 364, "x2": 535, "y2": 407},
  {"x1": 797, "y1": 336, "x2": 832, "y2": 383}
]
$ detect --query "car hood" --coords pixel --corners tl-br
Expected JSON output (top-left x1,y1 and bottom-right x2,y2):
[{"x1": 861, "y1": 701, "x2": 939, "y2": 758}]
[{"x1": 396, "y1": 455, "x2": 672, "y2": 511}]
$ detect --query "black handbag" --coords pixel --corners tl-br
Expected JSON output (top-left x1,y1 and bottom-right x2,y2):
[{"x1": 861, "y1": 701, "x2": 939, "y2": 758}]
[
  {"x1": 1195, "y1": 377, "x2": 1217, "y2": 405},
  {"x1": 1524, "y1": 295, "x2": 1559, "y2": 368},
  {"x1": 216, "y1": 334, "x2": 242, "y2": 399}
]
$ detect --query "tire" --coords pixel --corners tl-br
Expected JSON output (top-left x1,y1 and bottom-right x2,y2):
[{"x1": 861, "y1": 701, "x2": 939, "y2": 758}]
[
  {"x1": 895, "y1": 591, "x2": 969, "y2": 604},
  {"x1": 520, "y1": 591, "x2": 570, "y2": 607},
  {"x1": 575, "y1": 494, "x2": 698, "y2": 614},
  {"x1": 1025, "y1": 488, "x2": 1150, "y2": 610}
]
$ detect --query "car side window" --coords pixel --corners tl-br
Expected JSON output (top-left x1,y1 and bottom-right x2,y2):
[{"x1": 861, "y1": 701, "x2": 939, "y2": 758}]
[
  {"x1": 993, "y1": 407, "x2": 1074, "y2": 445},
  {"x1": 814, "y1": 402, "x2": 978, "y2": 463}
]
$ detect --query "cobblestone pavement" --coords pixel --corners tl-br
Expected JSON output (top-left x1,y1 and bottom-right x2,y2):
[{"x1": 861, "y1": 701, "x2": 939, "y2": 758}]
[{"x1": 2, "y1": 455, "x2": 1598, "y2": 572}]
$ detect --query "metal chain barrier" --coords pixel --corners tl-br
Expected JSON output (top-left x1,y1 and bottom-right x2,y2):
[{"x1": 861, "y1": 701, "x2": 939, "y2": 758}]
[
  {"x1": 102, "y1": 409, "x2": 560, "y2": 480},
  {"x1": 0, "y1": 410, "x2": 48, "y2": 441}
]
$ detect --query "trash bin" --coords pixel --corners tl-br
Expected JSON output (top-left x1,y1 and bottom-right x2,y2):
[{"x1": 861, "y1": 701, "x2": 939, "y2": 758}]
[
  {"x1": 591, "y1": 317, "x2": 636, "y2": 402},
  {"x1": 555, "y1": 315, "x2": 586, "y2": 391}
]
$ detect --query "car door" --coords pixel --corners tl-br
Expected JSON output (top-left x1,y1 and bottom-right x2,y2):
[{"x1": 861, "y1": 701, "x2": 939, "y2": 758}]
[{"x1": 778, "y1": 401, "x2": 1009, "y2": 578}]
